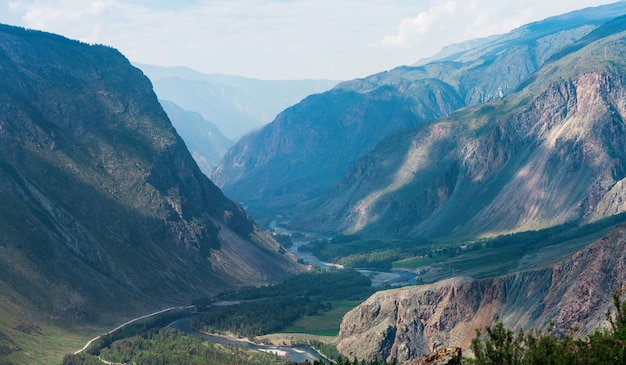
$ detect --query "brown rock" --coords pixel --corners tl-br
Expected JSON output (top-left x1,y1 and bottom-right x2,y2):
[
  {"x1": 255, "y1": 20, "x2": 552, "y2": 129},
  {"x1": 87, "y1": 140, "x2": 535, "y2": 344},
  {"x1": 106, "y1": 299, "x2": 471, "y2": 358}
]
[
  {"x1": 337, "y1": 224, "x2": 626, "y2": 362},
  {"x1": 404, "y1": 347, "x2": 462, "y2": 365}
]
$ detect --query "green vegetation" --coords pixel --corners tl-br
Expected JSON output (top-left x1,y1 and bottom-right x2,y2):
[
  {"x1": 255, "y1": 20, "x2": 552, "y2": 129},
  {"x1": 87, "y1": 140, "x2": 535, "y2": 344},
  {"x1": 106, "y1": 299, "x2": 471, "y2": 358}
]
[
  {"x1": 0, "y1": 321, "x2": 99, "y2": 365},
  {"x1": 300, "y1": 214, "x2": 626, "y2": 282},
  {"x1": 82, "y1": 309, "x2": 193, "y2": 356},
  {"x1": 217, "y1": 269, "x2": 374, "y2": 301},
  {"x1": 392, "y1": 255, "x2": 448, "y2": 269},
  {"x1": 466, "y1": 289, "x2": 626, "y2": 364},
  {"x1": 298, "y1": 236, "x2": 439, "y2": 269},
  {"x1": 61, "y1": 270, "x2": 376, "y2": 364},
  {"x1": 191, "y1": 297, "x2": 333, "y2": 338},
  {"x1": 192, "y1": 270, "x2": 375, "y2": 338},
  {"x1": 63, "y1": 326, "x2": 400, "y2": 365},
  {"x1": 273, "y1": 233, "x2": 294, "y2": 248},
  {"x1": 282, "y1": 300, "x2": 363, "y2": 336},
  {"x1": 296, "y1": 358, "x2": 399, "y2": 365},
  {"x1": 62, "y1": 328, "x2": 289, "y2": 365}
]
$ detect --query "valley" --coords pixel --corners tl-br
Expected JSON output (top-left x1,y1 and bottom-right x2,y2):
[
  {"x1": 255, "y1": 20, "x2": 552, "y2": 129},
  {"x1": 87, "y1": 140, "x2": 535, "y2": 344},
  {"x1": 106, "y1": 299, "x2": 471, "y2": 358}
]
[
  {"x1": 65, "y1": 214, "x2": 626, "y2": 363},
  {"x1": 2, "y1": 2, "x2": 626, "y2": 365}
]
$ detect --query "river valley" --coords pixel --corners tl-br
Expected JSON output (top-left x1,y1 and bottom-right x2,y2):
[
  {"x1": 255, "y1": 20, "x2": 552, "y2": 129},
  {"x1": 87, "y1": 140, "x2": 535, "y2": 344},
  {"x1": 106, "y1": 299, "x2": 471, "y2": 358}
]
[
  {"x1": 286, "y1": 233, "x2": 420, "y2": 287},
  {"x1": 168, "y1": 317, "x2": 331, "y2": 364}
]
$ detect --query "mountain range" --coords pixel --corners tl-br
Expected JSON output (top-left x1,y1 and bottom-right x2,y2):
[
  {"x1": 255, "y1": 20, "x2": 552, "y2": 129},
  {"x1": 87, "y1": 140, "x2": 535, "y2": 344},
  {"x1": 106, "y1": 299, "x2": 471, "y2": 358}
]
[
  {"x1": 213, "y1": 2, "x2": 626, "y2": 237},
  {"x1": 136, "y1": 63, "x2": 339, "y2": 140},
  {"x1": 210, "y1": 5, "x2": 626, "y2": 360},
  {"x1": 2, "y1": 2, "x2": 626, "y2": 364},
  {"x1": 293, "y1": 15, "x2": 626, "y2": 239},
  {"x1": 0, "y1": 24, "x2": 299, "y2": 364},
  {"x1": 158, "y1": 100, "x2": 234, "y2": 176}
]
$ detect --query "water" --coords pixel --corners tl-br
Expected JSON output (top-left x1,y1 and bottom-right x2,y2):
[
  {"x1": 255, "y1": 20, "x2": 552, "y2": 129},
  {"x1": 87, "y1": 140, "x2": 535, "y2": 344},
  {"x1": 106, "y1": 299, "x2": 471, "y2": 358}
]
[
  {"x1": 282, "y1": 228, "x2": 420, "y2": 287},
  {"x1": 168, "y1": 317, "x2": 330, "y2": 364},
  {"x1": 357, "y1": 268, "x2": 419, "y2": 287},
  {"x1": 288, "y1": 240, "x2": 338, "y2": 270}
]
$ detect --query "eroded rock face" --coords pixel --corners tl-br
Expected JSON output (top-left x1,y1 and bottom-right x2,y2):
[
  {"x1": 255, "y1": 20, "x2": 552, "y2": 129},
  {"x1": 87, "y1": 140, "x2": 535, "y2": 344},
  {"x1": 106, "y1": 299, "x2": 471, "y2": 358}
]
[{"x1": 337, "y1": 224, "x2": 626, "y2": 363}]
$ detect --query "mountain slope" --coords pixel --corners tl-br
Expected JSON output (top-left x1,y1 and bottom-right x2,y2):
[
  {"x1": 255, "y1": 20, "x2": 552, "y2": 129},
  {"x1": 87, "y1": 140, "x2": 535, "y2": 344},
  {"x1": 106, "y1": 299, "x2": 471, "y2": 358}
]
[
  {"x1": 213, "y1": 81, "x2": 464, "y2": 215},
  {"x1": 292, "y1": 19, "x2": 626, "y2": 239},
  {"x1": 159, "y1": 100, "x2": 234, "y2": 176},
  {"x1": 213, "y1": 2, "x2": 626, "y2": 223},
  {"x1": 136, "y1": 64, "x2": 339, "y2": 139},
  {"x1": 336, "y1": 223, "x2": 626, "y2": 362},
  {"x1": 0, "y1": 24, "x2": 298, "y2": 364}
]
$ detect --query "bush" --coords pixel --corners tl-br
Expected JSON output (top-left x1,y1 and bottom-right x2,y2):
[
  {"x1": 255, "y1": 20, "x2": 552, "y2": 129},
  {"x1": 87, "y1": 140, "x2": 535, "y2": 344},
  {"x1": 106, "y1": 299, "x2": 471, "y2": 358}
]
[{"x1": 468, "y1": 289, "x2": 626, "y2": 364}]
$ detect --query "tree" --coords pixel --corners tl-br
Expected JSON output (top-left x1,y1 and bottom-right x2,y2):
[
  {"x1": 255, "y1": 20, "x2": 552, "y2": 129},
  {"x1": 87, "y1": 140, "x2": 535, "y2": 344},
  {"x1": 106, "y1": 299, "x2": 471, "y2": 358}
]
[{"x1": 467, "y1": 289, "x2": 626, "y2": 364}]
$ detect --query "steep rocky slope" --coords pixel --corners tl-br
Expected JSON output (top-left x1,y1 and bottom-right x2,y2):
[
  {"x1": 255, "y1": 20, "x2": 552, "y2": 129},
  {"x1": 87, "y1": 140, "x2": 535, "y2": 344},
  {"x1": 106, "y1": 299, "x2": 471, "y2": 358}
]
[
  {"x1": 293, "y1": 17, "x2": 626, "y2": 239},
  {"x1": 336, "y1": 223, "x2": 626, "y2": 363},
  {"x1": 213, "y1": 3, "x2": 626, "y2": 223},
  {"x1": 0, "y1": 24, "x2": 299, "y2": 363}
]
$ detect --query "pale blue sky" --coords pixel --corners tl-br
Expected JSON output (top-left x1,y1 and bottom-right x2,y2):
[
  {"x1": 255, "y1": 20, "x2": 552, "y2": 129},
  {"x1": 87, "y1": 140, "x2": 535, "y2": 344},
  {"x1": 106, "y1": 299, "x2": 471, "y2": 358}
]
[{"x1": 1, "y1": 0, "x2": 621, "y2": 80}]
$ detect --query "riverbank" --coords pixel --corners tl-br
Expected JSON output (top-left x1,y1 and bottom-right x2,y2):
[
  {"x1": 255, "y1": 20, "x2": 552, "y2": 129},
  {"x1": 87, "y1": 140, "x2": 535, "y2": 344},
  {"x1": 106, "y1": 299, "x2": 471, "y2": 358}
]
[{"x1": 169, "y1": 317, "x2": 332, "y2": 364}]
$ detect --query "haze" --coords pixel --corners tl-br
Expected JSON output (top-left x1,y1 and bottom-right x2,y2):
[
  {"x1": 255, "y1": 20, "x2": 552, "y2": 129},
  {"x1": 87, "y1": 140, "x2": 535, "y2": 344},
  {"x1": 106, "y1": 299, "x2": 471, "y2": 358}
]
[{"x1": 0, "y1": 0, "x2": 621, "y2": 80}]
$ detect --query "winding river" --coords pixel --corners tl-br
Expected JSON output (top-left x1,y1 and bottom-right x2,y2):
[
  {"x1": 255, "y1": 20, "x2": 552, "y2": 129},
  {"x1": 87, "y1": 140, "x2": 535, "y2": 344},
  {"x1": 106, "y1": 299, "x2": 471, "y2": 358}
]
[
  {"x1": 167, "y1": 317, "x2": 331, "y2": 364},
  {"x1": 285, "y1": 232, "x2": 419, "y2": 288}
]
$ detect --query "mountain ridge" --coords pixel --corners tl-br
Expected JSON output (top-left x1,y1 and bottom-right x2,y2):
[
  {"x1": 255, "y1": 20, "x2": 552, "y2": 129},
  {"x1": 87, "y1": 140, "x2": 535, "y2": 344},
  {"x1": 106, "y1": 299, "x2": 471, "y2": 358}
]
[
  {"x1": 286, "y1": 15, "x2": 626, "y2": 239},
  {"x1": 213, "y1": 2, "x2": 626, "y2": 226},
  {"x1": 158, "y1": 100, "x2": 234, "y2": 176},
  {"x1": 136, "y1": 63, "x2": 339, "y2": 139},
  {"x1": 0, "y1": 23, "x2": 299, "y2": 364}
]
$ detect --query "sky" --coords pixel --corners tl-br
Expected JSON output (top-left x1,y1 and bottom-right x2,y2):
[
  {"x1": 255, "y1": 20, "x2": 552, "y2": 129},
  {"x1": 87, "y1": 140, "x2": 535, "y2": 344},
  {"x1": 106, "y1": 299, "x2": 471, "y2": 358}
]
[{"x1": 0, "y1": 0, "x2": 622, "y2": 80}]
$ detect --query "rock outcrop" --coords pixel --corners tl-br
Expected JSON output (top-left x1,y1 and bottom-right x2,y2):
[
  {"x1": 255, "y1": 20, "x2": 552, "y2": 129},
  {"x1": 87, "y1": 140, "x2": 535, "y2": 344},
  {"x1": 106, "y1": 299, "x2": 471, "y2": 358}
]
[
  {"x1": 336, "y1": 224, "x2": 626, "y2": 363},
  {"x1": 404, "y1": 347, "x2": 461, "y2": 365}
]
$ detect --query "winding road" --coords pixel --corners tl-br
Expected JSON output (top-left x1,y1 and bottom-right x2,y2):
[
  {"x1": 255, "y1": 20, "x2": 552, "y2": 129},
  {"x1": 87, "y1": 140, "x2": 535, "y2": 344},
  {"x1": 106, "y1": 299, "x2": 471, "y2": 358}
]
[{"x1": 74, "y1": 306, "x2": 195, "y2": 354}]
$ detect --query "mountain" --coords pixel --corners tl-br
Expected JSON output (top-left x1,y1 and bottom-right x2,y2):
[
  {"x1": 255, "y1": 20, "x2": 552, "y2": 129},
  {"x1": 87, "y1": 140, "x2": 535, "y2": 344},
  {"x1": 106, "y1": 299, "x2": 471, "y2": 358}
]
[
  {"x1": 0, "y1": 24, "x2": 299, "y2": 364},
  {"x1": 159, "y1": 100, "x2": 234, "y2": 176},
  {"x1": 336, "y1": 223, "x2": 626, "y2": 363},
  {"x1": 213, "y1": 2, "x2": 626, "y2": 224},
  {"x1": 413, "y1": 34, "x2": 501, "y2": 66},
  {"x1": 213, "y1": 80, "x2": 464, "y2": 218},
  {"x1": 292, "y1": 15, "x2": 626, "y2": 239},
  {"x1": 136, "y1": 63, "x2": 339, "y2": 139}
]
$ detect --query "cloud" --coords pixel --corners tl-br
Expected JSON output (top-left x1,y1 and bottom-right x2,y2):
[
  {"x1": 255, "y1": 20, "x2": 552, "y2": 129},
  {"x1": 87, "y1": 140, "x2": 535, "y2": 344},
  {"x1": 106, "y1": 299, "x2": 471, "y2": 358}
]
[
  {"x1": 374, "y1": 0, "x2": 622, "y2": 67},
  {"x1": 1, "y1": 0, "x2": 621, "y2": 80},
  {"x1": 379, "y1": 1, "x2": 457, "y2": 48}
]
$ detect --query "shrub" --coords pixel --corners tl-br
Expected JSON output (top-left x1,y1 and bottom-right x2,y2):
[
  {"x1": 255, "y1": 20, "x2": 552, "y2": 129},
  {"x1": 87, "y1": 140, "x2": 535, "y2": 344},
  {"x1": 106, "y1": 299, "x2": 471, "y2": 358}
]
[{"x1": 468, "y1": 289, "x2": 626, "y2": 364}]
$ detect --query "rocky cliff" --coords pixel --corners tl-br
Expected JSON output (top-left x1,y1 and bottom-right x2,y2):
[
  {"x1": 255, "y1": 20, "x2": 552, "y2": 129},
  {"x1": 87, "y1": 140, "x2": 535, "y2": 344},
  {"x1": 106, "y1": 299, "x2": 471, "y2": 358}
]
[
  {"x1": 293, "y1": 17, "x2": 626, "y2": 239},
  {"x1": 0, "y1": 23, "x2": 299, "y2": 363},
  {"x1": 337, "y1": 223, "x2": 626, "y2": 363}
]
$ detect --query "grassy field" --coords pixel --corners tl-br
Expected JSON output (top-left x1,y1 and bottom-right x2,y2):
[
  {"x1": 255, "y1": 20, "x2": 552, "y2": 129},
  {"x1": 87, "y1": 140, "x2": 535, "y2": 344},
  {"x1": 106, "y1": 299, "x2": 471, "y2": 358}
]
[
  {"x1": 392, "y1": 255, "x2": 448, "y2": 269},
  {"x1": 302, "y1": 214, "x2": 626, "y2": 286},
  {"x1": 2, "y1": 322, "x2": 103, "y2": 365},
  {"x1": 419, "y1": 221, "x2": 621, "y2": 283},
  {"x1": 281, "y1": 300, "x2": 363, "y2": 336}
]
